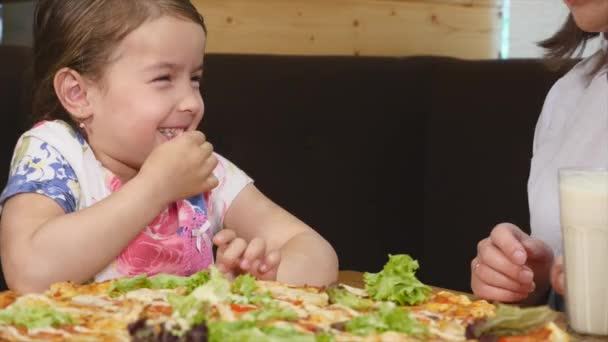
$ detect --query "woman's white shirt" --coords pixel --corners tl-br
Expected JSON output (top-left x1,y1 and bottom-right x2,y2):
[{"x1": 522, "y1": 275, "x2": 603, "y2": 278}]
[{"x1": 528, "y1": 50, "x2": 608, "y2": 255}]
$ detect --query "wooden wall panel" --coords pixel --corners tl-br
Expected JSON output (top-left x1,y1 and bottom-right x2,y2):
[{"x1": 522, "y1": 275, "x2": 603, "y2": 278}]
[{"x1": 193, "y1": 0, "x2": 502, "y2": 58}]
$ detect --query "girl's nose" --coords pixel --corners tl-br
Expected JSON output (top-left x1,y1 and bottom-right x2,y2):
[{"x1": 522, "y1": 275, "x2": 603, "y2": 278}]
[{"x1": 178, "y1": 86, "x2": 203, "y2": 115}]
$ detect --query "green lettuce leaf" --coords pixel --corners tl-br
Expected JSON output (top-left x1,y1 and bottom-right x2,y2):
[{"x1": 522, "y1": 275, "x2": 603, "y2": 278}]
[
  {"x1": 345, "y1": 304, "x2": 428, "y2": 337},
  {"x1": 326, "y1": 286, "x2": 373, "y2": 310},
  {"x1": 242, "y1": 305, "x2": 298, "y2": 322},
  {"x1": 108, "y1": 274, "x2": 150, "y2": 297},
  {"x1": 230, "y1": 274, "x2": 275, "y2": 306},
  {"x1": 0, "y1": 304, "x2": 76, "y2": 331},
  {"x1": 208, "y1": 321, "x2": 316, "y2": 342},
  {"x1": 363, "y1": 254, "x2": 431, "y2": 305},
  {"x1": 167, "y1": 293, "x2": 209, "y2": 326},
  {"x1": 108, "y1": 270, "x2": 210, "y2": 297},
  {"x1": 232, "y1": 274, "x2": 258, "y2": 297},
  {"x1": 314, "y1": 332, "x2": 335, "y2": 342},
  {"x1": 166, "y1": 266, "x2": 231, "y2": 335},
  {"x1": 190, "y1": 266, "x2": 231, "y2": 304},
  {"x1": 149, "y1": 274, "x2": 189, "y2": 290},
  {"x1": 472, "y1": 304, "x2": 559, "y2": 337},
  {"x1": 185, "y1": 270, "x2": 212, "y2": 292}
]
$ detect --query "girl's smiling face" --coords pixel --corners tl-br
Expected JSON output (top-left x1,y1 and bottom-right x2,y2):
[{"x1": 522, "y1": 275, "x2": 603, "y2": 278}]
[
  {"x1": 84, "y1": 15, "x2": 206, "y2": 180},
  {"x1": 565, "y1": 0, "x2": 608, "y2": 32}
]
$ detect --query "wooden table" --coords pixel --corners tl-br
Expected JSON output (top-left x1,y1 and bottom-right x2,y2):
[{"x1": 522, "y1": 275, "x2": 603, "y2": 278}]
[{"x1": 337, "y1": 271, "x2": 606, "y2": 342}]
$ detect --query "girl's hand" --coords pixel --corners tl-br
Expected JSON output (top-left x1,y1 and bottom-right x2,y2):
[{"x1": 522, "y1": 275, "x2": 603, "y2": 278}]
[
  {"x1": 471, "y1": 223, "x2": 554, "y2": 303},
  {"x1": 213, "y1": 229, "x2": 281, "y2": 280},
  {"x1": 550, "y1": 256, "x2": 565, "y2": 295},
  {"x1": 139, "y1": 131, "x2": 218, "y2": 204}
]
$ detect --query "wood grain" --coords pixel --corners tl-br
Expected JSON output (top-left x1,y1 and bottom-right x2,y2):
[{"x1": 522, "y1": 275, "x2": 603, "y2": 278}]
[{"x1": 193, "y1": 0, "x2": 502, "y2": 58}]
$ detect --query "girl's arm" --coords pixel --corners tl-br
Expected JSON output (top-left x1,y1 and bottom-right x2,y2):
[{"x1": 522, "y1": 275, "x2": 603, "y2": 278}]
[
  {"x1": 1, "y1": 175, "x2": 167, "y2": 293},
  {"x1": 223, "y1": 184, "x2": 339, "y2": 287},
  {"x1": 1, "y1": 131, "x2": 216, "y2": 293}
]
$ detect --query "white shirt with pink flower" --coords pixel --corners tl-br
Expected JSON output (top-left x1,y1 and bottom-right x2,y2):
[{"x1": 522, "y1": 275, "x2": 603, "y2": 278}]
[{"x1": 0, "y1": 120, "x2": 253, "y2": 282}]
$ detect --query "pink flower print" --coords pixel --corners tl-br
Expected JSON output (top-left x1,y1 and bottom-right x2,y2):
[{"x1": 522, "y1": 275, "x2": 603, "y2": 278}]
[
  {"x1": 107, "y1": 174, "x2": 123, "y2": 192},
  {"x1": 147, "y1": 204, "x2": 179, "y2": 238},
  {"x1": 177, "y1": 200, "x2": 207, "y2": 229},
  {"x1": 116, "y1": 232, "x2": 187, "y2": 277}
]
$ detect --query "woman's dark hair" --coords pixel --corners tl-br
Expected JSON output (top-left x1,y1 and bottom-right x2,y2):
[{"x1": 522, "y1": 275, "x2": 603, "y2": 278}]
[
  {"x1": 539, "y1": 14, "x2": 603, "y2": 73},
  {"x1": 31, "y1": 0, "x2": 206, "y2": 129}
]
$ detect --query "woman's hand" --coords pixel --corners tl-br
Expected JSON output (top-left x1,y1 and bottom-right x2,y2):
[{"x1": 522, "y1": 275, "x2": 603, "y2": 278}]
[
  {"x1": 471, "y1": 223, "x2": 554, "y2": 304},
  {"x1": 550, "y1": 256, "x2": 565, "y2": 295},
  {"x1": 213, "y1": 229, "x2": 281, "y2": 280}
]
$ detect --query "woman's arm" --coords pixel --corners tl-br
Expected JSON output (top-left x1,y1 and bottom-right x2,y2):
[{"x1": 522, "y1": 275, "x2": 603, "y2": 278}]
[{"x1": 223, "y1": 184, "x2": 339, "y2": 286}]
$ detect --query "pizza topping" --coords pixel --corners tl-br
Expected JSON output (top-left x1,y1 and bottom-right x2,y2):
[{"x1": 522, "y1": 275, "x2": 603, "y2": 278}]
[
  {"x1": 124, "y1": 288, "x2": 174, "y2": 306},
  {"x1": 326, "y1": 286, "x2": 373, "y2": 310},
  {"x1": 363, "y1": 254, "x2": 432, "y2": 305},
  {"x1": 129, "y1": 318, "x2": 209, "y2": 342},
  {"x1": 231, "y1": 274, "x2": 275, "y2": 306},
  {"x1": 0, "y1": 302, "x2": 76, "y2": 331},
  {"x1": 466, "y1": 304, "x2": 558, "y2": 340},
  {"x1": 190, "y1": 267, "x2": 232, "y2": 305},
  {"x1": 128, "y1": 318, "x2": 153, "y2": 340},
  {"x1": 257, "y1": 281, "x2": 329, "y2": 307},
  {"x1": 108, "y1": 270, "x2": 211, "y2": 297},
  {"x1": 231, "y1": 274, "x2": 257, "y2": 297},
  {"x1": 241, "y1": 305, "x2": 298, "y2": 322},
  {"x1": 167, "y1": 293, "x2": 209, "y2": 326},
  {"x1": 208, "y1": 320, "x2": 319, "y2": 342},
  {"x1": 163, "y1": 267, "x2": 242, "y2": 335},
  {"x1": 70, "y1": 295, "x2": 115, "y2": 309},
  {"x1": 330, "y1": 321, "x2": 347, "y2": 331},
  {"x1": 230, "y1": 303, "x2": 257, "y2": 313},
  {"x1": 344, "y1": 304, "x2": 428, "y2": 337}
]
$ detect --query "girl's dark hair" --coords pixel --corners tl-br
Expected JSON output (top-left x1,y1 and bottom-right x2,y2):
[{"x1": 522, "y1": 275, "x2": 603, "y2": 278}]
[
  {"x1": 539, "y1": 14, "x2": 603, "y2": 72},
  {"x1": 32, "y1": 0, "x2": 206, "y2": 129}
]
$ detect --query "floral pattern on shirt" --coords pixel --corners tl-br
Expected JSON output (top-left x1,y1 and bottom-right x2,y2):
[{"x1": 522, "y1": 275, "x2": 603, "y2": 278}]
[
  {"x1": 0, "y1": 136, "x2": 80, "y2": 212},
  {"x1": 107, "y1": 174, "x2": 213, "y2": 277},
  {"x1": 0, "y1": 120, "x2": 253, "y2": 281}
]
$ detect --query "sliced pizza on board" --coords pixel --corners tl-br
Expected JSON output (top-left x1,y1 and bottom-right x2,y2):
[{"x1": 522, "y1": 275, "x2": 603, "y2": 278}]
[{"x1": 0, "y1": 254, "x2": 569, "y2": 341}]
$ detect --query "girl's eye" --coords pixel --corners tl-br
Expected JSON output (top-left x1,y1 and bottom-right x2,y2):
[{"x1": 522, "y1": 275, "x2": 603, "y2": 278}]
[
  {"x1": 191, "y1": 75, "x2": 202, "y2": 87},
  {"x1": 153, "y1": 75, "x2": 171, "y2": 82}
]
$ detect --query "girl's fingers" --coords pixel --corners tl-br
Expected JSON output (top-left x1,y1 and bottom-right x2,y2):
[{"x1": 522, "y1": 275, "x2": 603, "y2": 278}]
[
  {"x1": 218, "y1": 238, "x2": 247, "y2": 267},
  {"x1": 250, "y1": 259, "x2": 262, "y2": 276},
  {"x1": 213, "y1": 229, "x2": 236, "y2": 247},
  {"x1": 241, "y1": 238, "x2": 266, "y2": 270},
  {"x1": 259, "y1": 250, "x2": 281, "y2": 273}
]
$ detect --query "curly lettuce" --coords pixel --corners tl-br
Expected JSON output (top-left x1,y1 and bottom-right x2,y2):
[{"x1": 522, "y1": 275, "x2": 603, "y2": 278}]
[
  {"x1": 108, "y1": 270, "x2": 210, "y2": 297},
  {"x1": 0, "y1": 304, "x2": 76, "y2": 331},
  {"x1": 345, "y1": 304, "x2": 428, "y2": 337},
  {"x1": 363, "y1": 254, "x2": 431, "y2": 305}
]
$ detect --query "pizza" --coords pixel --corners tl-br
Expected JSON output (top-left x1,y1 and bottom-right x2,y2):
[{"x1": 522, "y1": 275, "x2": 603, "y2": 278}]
[{"x1": 0, "y1": 254, "x2": 569, "y2": 341}]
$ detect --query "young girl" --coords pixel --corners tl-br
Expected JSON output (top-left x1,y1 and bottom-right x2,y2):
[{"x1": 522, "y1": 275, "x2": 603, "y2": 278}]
[
  {"x1": 471, "y1": 1, "x2": 608, "y2": 306},
  {"x1": 0, "y1": 0, "x2": 338, "y2": 293}
]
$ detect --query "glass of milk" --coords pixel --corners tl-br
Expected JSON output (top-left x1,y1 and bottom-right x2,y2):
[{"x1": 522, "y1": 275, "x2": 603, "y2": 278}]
[{"x1": 558, "y1": 168, "x2": 608, "y2": 336}]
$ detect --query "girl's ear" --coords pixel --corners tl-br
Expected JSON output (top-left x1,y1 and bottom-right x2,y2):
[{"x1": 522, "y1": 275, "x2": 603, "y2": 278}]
[{"x1": 53, "y1": 67, "x2": 94, "y2": 121}]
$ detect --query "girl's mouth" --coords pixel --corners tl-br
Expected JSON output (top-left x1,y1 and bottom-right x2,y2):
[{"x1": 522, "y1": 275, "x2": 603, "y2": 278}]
[{"x1": 158, "y1": 127, "x2": 185, "y2": 140}]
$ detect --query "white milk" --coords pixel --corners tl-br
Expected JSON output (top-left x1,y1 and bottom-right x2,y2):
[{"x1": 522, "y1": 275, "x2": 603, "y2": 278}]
[{"x1": 559, "y1": 169, "x2": 608, "y2": 335}]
